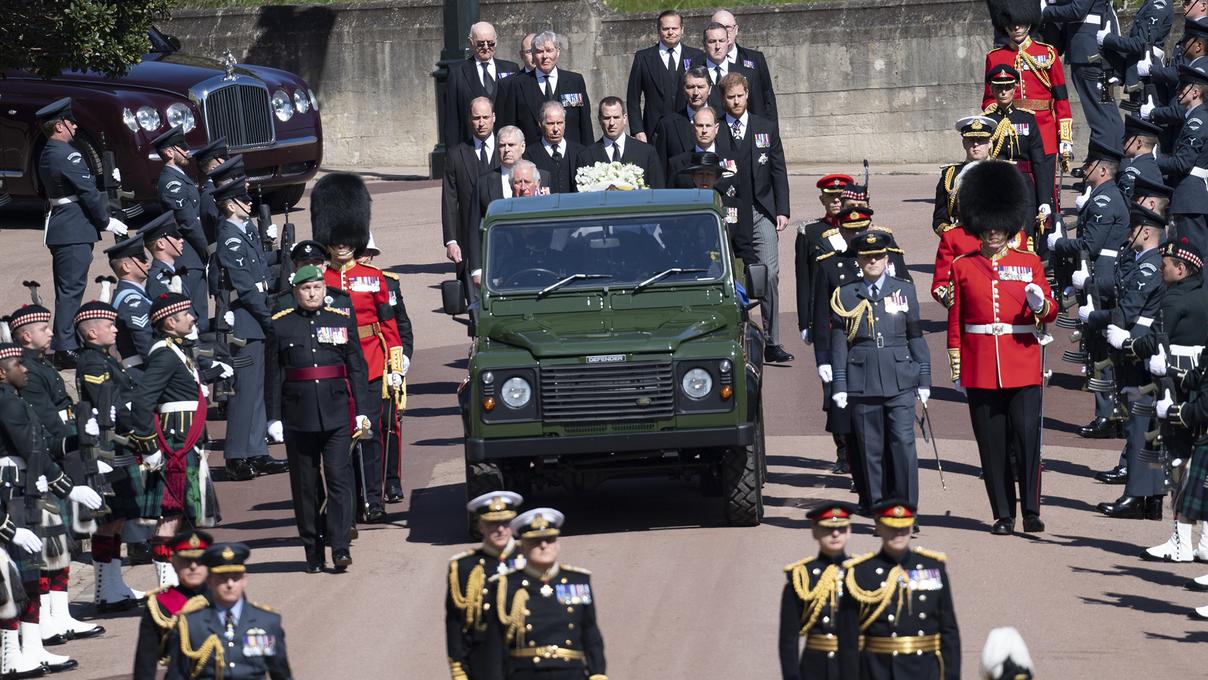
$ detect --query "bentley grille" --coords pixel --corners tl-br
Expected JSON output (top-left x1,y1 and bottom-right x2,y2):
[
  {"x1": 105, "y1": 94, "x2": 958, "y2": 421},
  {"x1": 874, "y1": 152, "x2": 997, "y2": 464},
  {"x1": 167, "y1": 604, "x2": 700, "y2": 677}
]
[
  {"x1": 541, "y1": 361, "x2": 674, "y2": 423},
  {"x1": 203, "y1": 84, "x2": 273, "y2": 148}
]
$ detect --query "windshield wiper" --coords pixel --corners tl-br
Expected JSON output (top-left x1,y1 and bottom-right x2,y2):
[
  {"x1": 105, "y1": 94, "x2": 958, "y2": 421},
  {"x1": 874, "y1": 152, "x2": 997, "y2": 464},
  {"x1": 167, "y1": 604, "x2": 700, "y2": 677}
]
[
  {"x1": 633, "y1": 268, "x2": 707, "y2": 293},
  {"x1": 536, "y1": 273, "x2": 612, "y2": 299}
]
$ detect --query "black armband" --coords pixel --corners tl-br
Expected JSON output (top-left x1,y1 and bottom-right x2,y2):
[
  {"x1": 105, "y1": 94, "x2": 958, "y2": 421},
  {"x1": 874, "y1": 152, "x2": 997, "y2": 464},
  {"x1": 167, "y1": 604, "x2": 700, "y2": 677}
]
[{"x1": 1052, "y1": 84, "x2": 1069, "y2": 100}]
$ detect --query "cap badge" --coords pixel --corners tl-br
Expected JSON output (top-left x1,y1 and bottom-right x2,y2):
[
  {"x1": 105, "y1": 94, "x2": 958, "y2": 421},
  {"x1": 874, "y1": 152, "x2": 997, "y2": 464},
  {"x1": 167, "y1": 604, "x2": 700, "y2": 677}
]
[
  {"x1": 188, "y1": 535, "x2": 201, "y2": 548},
  {"x1": 222, "y1": 546, "x2": 235, "y2": 560}
]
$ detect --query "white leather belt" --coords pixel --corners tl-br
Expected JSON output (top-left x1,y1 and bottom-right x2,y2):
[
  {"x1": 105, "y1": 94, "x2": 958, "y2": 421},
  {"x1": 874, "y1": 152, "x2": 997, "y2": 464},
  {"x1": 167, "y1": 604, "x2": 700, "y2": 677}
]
[
  {"x1": 1170, "y1": 344, "x2": 1204, "y2": 358},
  {"x1": 964, "y1": 323, "x2": 1035, "y2": 336},
  {"x1": 49, "y1": 196, "x2": 78, "y2": 206},
  {"x1": 158, "y1": 401, "x2": 198, "y2": 414},
  {"x1": 0, "y1": 456, "x2": 27, "y2": 470},
  {"x1": 1098, "y1": 249, "x2": 1117, "y2": 258},
  {"x1": 121, "y1": 355, "x2": 144, "y2": 369},
  {"x1": 232, "y1": 281, "x2": 268, "y2": 300},
  {"x1": 57, "y1": 409, "x2": 70, "y2": 424},
  {"x1": 1190, "y1": 167, "x2": 1208, "y2": 179},
  {"x1": 1136, "y1": 317, "x2": 1154, "y2": 327},
  {"x1": 1083, "y1": 13, "x2": 1101, "y2": 25}
]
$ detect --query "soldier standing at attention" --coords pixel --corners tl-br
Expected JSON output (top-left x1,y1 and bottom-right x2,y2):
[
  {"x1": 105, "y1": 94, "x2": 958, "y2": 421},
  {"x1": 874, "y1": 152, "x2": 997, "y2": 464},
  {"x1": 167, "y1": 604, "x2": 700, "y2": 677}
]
[
  {"x1": 35, "y1": 97, "x2": 129, "y2": 369},
  {"x1": 151, "y1": 126, "x2": 211, "y2": 334},
  {"x1": 267, "y1": 265, "x2": 371, "y2": 573},
  {"x1": 831, "y1": 231, "x2": 931, "y2": 510},
  {"x1": 982, "y1": 65, "x2": 1055, "y2": 232},
  {"x1": 105, "y1": 235, "x2": 155, "y2": 373},
  {"x1": 778, "y1": 501, "x2": 858, "y2": 680},
  {"x1": 797, "y1": 174, "x2": 853, "y2": 339},
  {"x1": 447, "y1": 491, "x2": 525, "y2": 680},
  {"x1": 133, "y1": 529, "x2": 211, "y2": 680},
  {"x1": 838, "y1": 500, "x2": 960, "y2": 680}
]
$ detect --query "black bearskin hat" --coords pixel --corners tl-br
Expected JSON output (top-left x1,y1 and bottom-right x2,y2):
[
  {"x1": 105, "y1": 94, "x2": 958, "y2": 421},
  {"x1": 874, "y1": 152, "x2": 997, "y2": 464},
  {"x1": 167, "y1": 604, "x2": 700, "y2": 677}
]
[
  {"x1": 989, "y1": 0, "x2": 1041, "y2": 32},
  {"x1": 310, "y1": 172, "x2": 371, "y2": 257},
  {"x1": 957, "y1": 160, "x2": 1033, "y2": 237}
]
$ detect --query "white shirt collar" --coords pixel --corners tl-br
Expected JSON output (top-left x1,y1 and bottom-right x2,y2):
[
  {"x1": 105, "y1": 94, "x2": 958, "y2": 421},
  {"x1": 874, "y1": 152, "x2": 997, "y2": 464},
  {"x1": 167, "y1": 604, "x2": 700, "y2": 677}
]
[
  {"x1": 477, "y1": 58, "x2": 496, "y2": 80},
  {"x1": 539, "y1": 67, "x2": 559, "y2": 84},
  {"x1": 544, "y1": 139, "x2": 567, "y2": 156},
  {"x1": 476, "y1": 135, "x2": 495, "y2": 154},
  {"x1": 605, "y1": 135, "x2": 625, "y2": 155},
  {"x1": 659, "y1": 42, "x2": 678, "y2": 56},
  {"x1": 726, "y1": 45, "x2": 739, "y2": 63},
  {"x1": 708, "y1": 58, "x2": 727, "y2": 73},
  {"x1": 725, "y1": 111, "x2": 750, "y2": 129},
  {"x1": 694, "y1": 142, "x2": 716, "y2": 152}
]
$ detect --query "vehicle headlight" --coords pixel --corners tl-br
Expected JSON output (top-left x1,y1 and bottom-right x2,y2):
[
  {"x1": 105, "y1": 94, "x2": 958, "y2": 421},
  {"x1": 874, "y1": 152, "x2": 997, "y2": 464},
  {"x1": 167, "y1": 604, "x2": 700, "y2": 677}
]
[
  {"x1": 165, "y1": 103, "x2": 195, "y2": 133},
  {"x1": 271, "y1": 89, "x2": 294, "y2": 121},
  {"x1": 293, "y1": 89, "x2": 310, "y2": 114},
  {"x1": 500, "y1": 377, "x2": 532, "y2": 409},
  {"x1": 122, "y1": 108, "x2": 138, "y2": 132},
  {"x1": 136, "y1": 106, "x2": 161, "y2": 132},
  {"x1": 681, "y1": 368, "x2": 713, "y2": 400},
  {"x1": 308, "y1": 89, "x2": 319, "y2": 112}
]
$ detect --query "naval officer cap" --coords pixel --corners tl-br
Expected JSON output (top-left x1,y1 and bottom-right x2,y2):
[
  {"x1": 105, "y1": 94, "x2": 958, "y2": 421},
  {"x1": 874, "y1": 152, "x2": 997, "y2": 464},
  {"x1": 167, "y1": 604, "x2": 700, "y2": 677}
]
[
  {"x1": 511, "y1": 507, "x2": 564, "y2": 540},
  {"x1": 467, "y1": 491, "x2": 524, "y2": 522}
]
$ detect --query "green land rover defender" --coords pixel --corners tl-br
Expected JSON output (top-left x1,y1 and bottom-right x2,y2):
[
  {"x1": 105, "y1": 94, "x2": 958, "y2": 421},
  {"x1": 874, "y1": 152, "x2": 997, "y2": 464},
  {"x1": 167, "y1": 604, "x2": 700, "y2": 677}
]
[{"x1": 443, "y1": 189, "x2": 768, "y2": 525}]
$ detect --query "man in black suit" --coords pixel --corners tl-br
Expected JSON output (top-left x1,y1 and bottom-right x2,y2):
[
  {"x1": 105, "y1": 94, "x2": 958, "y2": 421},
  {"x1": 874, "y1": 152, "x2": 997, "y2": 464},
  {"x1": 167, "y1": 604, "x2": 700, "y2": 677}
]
[
  {"x1": 720, "y1": 72, "x2": 792, "y2": 364},
  {"x1": 713, "y1": 9, "x2": 778, "y2": 124},
  {"x1": 654, "y1": 66, "x2": 724, "y2": 176},
  {"x1": 442, "y1": 96, "x2": 499, "y2": 301},
  {"x1": 666, "y1": 105, "x2": 732, "y2": 180},
  {"x1": 494, "y1": 32, "x2": 536, "y2": 136},
  {"x1": 523, "y1": 102, "x2": 584, "y2": 194},
  {"x1": 498, "y1": 30, "x2": 593, "y2": 146},
  {"x1": 702, "y1": 23, "x2": 766, "y2": 120},
  {"x1": 443, "y1": 22, "x2": 520, "y2": 148},
  {"x1": 574, "y1": 97, "x2": 665, "y2": 189},
  {"x1": 625, "y1": 10, "x2": 707, "y2": 145}
]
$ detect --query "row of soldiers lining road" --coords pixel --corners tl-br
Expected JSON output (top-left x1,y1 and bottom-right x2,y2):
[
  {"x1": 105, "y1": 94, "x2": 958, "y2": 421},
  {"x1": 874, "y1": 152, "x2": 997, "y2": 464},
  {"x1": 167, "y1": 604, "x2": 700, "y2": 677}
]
[{"x1": 439, "y1": 2, "x2": 1208, "y2": 679}]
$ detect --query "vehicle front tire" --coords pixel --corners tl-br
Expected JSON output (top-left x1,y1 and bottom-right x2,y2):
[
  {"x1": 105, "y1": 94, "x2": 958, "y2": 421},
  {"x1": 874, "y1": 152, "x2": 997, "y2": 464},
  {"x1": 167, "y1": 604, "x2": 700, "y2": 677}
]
[{"x1": 721, "y1": 441, "x2": 763, "y2": 527}]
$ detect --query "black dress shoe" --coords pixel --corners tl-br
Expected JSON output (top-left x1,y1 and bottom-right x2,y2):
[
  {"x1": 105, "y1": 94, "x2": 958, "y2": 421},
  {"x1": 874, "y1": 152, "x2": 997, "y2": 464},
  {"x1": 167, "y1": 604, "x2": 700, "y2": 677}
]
[
  {"x1": 831, "y1": 458, "x2": 850, "y2": 474},
  {"x1": 52, "y1": 350, "x2": 78, "y2": 371},
  {"x1": 1094, "y1": 465, "x2": 1129, "y2": 484},
  {"x1": 350, "y1": 525, "x2": 359, "y2": 541},
  {"x1": 1099, "y1": 495, "x2": 1149, "y2": 518},
  {"x1": 248, "y1": 455, "x2": 289, "y2": 475},
  {"x1": 1079, "y1": 417, "x2": 1119, "y2": 439},
  {"x1": 1022, "y1": 514, "x2": 1045, "y2": 533},
  {"x1": 764, "y1": 345, "x2": 795, "y2": 363},
  {"x1": 44, "y1": 657, "x2": 78, "y2": 672},
  {"x1": 991, "y1": 517, "x2": 1015, "y2": 535},
  {"x1": 96, "y1": 598, "x2": 140, "y2": 614},
  {"x1": 384, "y1": 485, "x2": 405, "y2": 504},
  {"x1": 225, "y1": 459, "x2": 258, "y2": 481},
  {"x1": 362, "y1": 506, "x2": 388, "y2": 523},
  {"x1": 332, "y1": 549, "x2": 352, "y2": 571},
  {"x1": 304, "y1": 563, "x2": 323, "y2": 574},
  {"x1": 1146, "y1": 495, "x2": 1165, "y2": 521}
]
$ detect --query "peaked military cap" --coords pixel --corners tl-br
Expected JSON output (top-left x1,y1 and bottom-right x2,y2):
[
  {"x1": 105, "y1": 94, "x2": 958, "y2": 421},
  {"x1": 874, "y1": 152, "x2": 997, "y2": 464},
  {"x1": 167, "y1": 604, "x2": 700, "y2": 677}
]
[
  {"x1": 1178, "y1": 54, "x2": 1208, "y2": 87},
  {"x1": 511, "y1": 507, "x2": 564, "y2": 539},
  {"x1": 104, "y1": 235, "x2": 148, "y2": 261},
  {"x1": 467, "y1": 491, "x2": 524, "y2": 522},
  {"x1": 35, "y1": 97, "x2": 74, "y2": 123},
  {"x1": 985, "y1": 64, "x2": 1020, "y2": 86},
  {"x1": 1123, "y1": 114, "x2": 1162, "y2": 138},
  {"x1": 871, "y1": 498, "x2": 917, "y2": 528},
  {"x1": 807, "y1": 500, "x2": 859, "y2": 528},
  {"x1": 1083, "y1": 138, "x2": 1124, "y2": 164},
  {"x1": 211, "y1": 177, "x2": 250, "y2": 204},
  {"x1": 138, "y1": 211, "x2": 180, "y2": 243},
  {"x1": 290, "y1": 240, "x2": 328, "y2": 263},
  {"x1": 168, "y1": 529, "x2": 214, "y2": 559},
  {"x1": 816, "y1": 173, "x2": 853, "y2": 194},
  {"x1": 201, "y1": 543, "x2": 250, "y2": 574},
  {"x1": 151, "y1": 125, "x2": 187, "y2": 152},
  {"x1": 207, "y1": 155, "x2": 245, "y2": 184},
  {"x1": 850, "y1": 229, "x2": 893, "y2": 257},
  {"x1": 955, "y1": 115, "x2": 996, "y2": 139},
  {"x1": 839, "y1": 206, "x2": 874, "y2": 230},
  {"x1": 193, "y1": 138, "x2": 228, "y2": 166},
  {"x1": 1130, "y1": 205, "x2": 1166, "y2": 230}
]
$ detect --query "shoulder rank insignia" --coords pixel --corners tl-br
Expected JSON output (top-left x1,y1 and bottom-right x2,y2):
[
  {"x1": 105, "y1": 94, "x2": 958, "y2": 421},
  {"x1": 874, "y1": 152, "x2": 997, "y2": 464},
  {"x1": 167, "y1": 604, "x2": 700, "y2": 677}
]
[
  {"x1": 912, "y1": 546, "x2": 947, "y2": 562},
  {"x1": 783, "y1": 555, "x2": 816, "y2": 573},
  {"x1": 83, "y1": 372, "x2": 108, "y2": 385},
  {"x1": 271, "y1": 308, "x2": 294, "y2": 320},
  {"x1": 841, "y1": 551, "x2": 876, "y2": 570},
  {"x1": 560, "y1": 564, "x2": 592, "y2": 575},
  {"x1": 323, "y1": 306, "x2": 350, "y2": 317}
]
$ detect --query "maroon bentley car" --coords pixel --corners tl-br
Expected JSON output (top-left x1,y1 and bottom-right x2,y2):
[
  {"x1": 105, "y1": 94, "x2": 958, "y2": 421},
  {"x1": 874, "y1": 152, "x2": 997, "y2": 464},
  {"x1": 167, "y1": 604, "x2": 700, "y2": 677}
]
[{"x1": 0, "y1": 27, "x2": 321, "y2": 212}]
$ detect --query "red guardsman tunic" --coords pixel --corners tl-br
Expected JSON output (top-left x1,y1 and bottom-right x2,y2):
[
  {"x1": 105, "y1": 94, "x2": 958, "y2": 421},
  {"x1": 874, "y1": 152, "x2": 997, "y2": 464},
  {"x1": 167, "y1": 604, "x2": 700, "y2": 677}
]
[
  {"x1": 982, "y1": 37, "x2": 1073, "y2": 156},
  {"x1": 932, "y1": 226, "x2": 1027, "y2": 307},
  {"x1": 325, "y1": 261, "x2": 404, "y2": 383}
]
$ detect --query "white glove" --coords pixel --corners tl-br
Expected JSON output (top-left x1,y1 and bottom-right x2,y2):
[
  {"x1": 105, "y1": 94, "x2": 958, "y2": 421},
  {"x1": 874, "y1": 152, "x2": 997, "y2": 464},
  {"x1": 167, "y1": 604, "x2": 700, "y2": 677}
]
[
  {"x1": 223, "y1": 311, "x2": 235, "y2": 326},
  {"x1": 214, "y1": 361, "x2": 234, "y2": 379},
  {"x1": 1148, "y1": 345, "x2": 1168, "y2": 376},
  {"x1": 111, "y1": 166, "x2": 122, "y2": 184},
  {"x1": 355, "y1": 415, "x2": 372, "y2": 433},
  {"x1": 1072, "y1": 264, "x2": 1090, "y2": 290},
  {"x1": 105, "y1": 217, "x2": 128, "y2": 236},
  {"x1": 1038, "y1": 203, "x2": 1052, "y2": 218},
  {"x1": 1157, "y1": 388, "x2": 1174, "y2": 419},
  {"x1": 68, "y1": 485, "x2": 103, "y2": 511},
  {"x1": 109, "y1": 405, "x2": 116, "y2": 422},
  {"x1": 1096, "y1": 27, "x2": 1109, "y2": 45},
  {"x1": 801, "y1": 329, "x2": 811, "y2": 343},
  {"x1": 832, "y1": 391, "x2": 848, "y2": 410},
  {"x1": 267, "y1": 420, "x2": 284, "y2": 443},
  {"x1": 97, "y1": 460, "x2": 113, "y2": 474},
  {"x1": 35, "y1": 475, "x2": 48, "y2": 494},
  {"x1": 388, "y1": 372, "x2": 404, "y2": 388},
  {"x1": 1140, "y1": 95, "x2": 1155, "y2": 120},
  {"x1": 185, "y1": 327, "x2": 199, "y2": 341},
  {"x1": 954, "y1": 379, "x2": 965, "y2": 395},
  {"x1": 142, "y1": 451, "x2": 164, "y2": 471},
  {"x1": 1078, "y1": 297, "x2": 1095, "y2": 322},
  {"x1": 1074, "y1": 185, "x2": 1094, "y2": 210},
  {"x1": 1138, "y1": 52, "x2": 1152, "y2": 77},
  {"x1": 266, "y1": 223, "x2": 279, "y2": 241},
  {"x1": 916, "y1": 387, "x2": 930, "y2": 405},
  {"x1": 200, "y1": 383, "x2": 210, "y2": 398},
  {"x1": 84, "y1": 417, "x2": 100, "y2": 437},
  {"x1": 11, "y1": 528, "x2": 41, "y2": 554},
  {"x1": 401, "y1": 354, "x2": 411, "y2": 377},
  {"x1": 1059, "y1": 140, "x2": 1074, "y2": 158},
  {"x1": 1046, "y1": 231, "x2": 1060, "y2": 251},
  {"x1": 817, "y1": 364, "x2": 833, "y2": 383},
  {"x1": 1105, "y1": 324, "x2": 1129, "y2": 349},
  {"x1": 1024, "y1": 283, "x2": 1045, "y2": 312}
]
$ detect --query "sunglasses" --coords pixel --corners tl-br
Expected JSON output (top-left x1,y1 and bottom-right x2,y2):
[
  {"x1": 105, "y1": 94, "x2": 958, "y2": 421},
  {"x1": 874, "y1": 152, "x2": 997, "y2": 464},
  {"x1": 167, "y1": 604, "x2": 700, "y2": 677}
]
[{"x1": 474, "y1": 41, "x2": 496, "y2": 48}]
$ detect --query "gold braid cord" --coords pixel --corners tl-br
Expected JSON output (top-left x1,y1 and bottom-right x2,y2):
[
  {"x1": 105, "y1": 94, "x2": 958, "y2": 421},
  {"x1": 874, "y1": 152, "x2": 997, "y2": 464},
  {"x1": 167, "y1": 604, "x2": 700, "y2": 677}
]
[
  {"x1": 448, "y1": 561, "x2": 487, "y2": 631},
  {"x1": 943, "y1": 165, "x2": 958, "y2": 224},
  {"x1": 1014, "y1": 45, "x2": 1052, "y2": 91},
  {"x1": 988, "y1": 115, "x2": 1020, "y2": 160},
  {"x1": 791, "y1": 563, "x2": 841, "y2": 636},
  {"x1": 844, "y1": 563, "x2": 908, "y2": 632},
  {"x1": 176, "y1": 615, "x2": 225, "y2": 680},
  {"x1": 496, "y1": 574, "x2": 531, "y2": 648},
  {"x1": 830, "y1": 288, "x2": 874, "y2": 343},
  {"x1": 448, "y1": 659, "x2": 470, "y2": 680}
]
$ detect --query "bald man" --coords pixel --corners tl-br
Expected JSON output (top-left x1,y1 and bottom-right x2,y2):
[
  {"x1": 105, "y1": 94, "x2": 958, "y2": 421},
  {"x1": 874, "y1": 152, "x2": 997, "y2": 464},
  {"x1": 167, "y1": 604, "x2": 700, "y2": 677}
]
[
  {"x1": 711, "y1": 9, "x2": 777, "y2": 123},
  {"x1": 443, "y1": 21, "x2": 520, "y2": 147}
]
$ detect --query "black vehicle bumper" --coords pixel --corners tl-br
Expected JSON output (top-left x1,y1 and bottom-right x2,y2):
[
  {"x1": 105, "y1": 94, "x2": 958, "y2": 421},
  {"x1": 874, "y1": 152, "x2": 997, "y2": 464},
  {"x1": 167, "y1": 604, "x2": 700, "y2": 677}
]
[{"x1": 465, "y1": 424, "x2": 755, "y2": 462}]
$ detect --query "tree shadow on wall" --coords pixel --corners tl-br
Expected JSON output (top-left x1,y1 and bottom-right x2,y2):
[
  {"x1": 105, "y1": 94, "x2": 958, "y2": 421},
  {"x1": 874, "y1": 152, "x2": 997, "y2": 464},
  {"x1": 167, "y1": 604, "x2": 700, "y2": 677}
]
[{"x1": 243, "y1": 6, "x2": 339, "y2": 104}]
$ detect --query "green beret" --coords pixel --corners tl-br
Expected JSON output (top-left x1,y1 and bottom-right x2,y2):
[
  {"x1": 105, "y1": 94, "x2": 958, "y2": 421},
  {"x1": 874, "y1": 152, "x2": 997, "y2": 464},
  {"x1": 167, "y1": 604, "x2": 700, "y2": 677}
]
[{"x1": 290, "y1": 264, "x2": 325, "y2": 287}]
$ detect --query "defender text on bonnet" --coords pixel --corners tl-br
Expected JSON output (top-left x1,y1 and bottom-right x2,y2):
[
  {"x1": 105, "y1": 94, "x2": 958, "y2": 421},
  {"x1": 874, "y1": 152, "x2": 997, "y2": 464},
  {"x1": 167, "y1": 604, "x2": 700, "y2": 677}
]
[{"x1": 443, "y1": 189, "x2": 768, "y2": 526}]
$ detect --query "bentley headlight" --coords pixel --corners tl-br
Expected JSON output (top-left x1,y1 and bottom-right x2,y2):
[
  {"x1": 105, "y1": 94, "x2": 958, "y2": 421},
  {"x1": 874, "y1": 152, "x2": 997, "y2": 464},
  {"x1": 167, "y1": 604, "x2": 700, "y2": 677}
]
[
  {"x1": 500, "y1": 377, "x2": 532, "y2": 409},
  {"x1": 122, "y1": 108, "x2": 138, "y2": 132},
  {"x1": 681, "y1": 368, "x2": 712, "y2": 400},
  {"x1": 308, "y1": 89, "x2": 319, "y2": 112},
  {"x1": 293, "y1": 89, "x2": 310, "y2": 114},
  {"x1": 136, "y1": 106, "x2": 161, "y2": 132},
  {"x1": 272, "y1": 89, "x2": 294, "y2": 121},
  {"x1": 166, "y1": 103, "x2": 195, "y2": 133}
]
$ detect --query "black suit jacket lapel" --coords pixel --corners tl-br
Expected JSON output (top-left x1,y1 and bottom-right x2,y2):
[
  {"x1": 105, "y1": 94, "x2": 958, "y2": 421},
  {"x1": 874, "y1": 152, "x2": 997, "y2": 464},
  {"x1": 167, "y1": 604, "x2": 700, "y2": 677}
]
[{"x1": 647, "y1": 49, "x2": 668, "y2": 98}]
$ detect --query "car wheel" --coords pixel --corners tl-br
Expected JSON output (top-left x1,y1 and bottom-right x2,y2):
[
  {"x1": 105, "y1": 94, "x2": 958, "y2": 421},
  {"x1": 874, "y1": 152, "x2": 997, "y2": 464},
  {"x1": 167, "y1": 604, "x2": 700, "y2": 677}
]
[
  {"x1": 721, "y1": 439, "x2": 763, "y2": 527},
  {"x1": 464, "y1": 459, "x2": 503, "y2": 539}
]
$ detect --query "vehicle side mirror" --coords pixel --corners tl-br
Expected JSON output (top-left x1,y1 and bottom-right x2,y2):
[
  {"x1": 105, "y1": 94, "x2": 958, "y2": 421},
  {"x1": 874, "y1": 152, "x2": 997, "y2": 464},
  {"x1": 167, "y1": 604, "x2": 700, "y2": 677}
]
[
  {"x1": 167, "y1": 35, "x2": 182, "y2": 52},
  {"x1": 441, "y1": 280, "x2": 467, "y2": 315},
  {"x1": 745, "y1": 264, "x2": 768, "y2": 301}
]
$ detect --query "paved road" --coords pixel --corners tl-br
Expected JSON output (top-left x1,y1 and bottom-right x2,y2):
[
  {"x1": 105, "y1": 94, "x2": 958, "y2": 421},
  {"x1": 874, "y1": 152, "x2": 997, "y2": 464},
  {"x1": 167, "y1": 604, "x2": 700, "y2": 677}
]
[{"x1": 1, "y1": 167, "x2": 1205, "y2": 679}]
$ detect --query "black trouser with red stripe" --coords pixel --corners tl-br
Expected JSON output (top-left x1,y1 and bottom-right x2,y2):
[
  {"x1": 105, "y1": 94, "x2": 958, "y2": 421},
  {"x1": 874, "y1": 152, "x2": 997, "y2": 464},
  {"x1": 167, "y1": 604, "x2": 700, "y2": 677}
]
[{"x1": 967, "y1": 386, "x2": 1043, "y2": 520}]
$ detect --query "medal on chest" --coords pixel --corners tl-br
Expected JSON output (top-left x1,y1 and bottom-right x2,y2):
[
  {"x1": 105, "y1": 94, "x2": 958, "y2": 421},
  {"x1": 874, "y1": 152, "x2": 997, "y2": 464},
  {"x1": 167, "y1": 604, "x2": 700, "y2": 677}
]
[
  {"x1": 348, "y1": 276, "x2": 380, "y2": 293},
  {"x1": 554, "y1": 583, "x2": 592, "y2": 605},
  {"x1": 315, "y1": 326, "x2": 348, "y2": 344},
  {"x1": 907, "y1": 568, "x2": 943, "y2": 591},
  {"x1": 996, "y1": 264, "x2": 1032, "y2": 282}
]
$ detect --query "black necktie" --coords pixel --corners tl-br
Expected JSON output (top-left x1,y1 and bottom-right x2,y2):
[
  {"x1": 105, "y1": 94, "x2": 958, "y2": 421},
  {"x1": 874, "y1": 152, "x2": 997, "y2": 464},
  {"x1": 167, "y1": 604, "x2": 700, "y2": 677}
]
[
  {"x1": 870, "y1": 284, "x2": 879, "y2": 299},
  {"x1": 481, "y1": 61, "x2": 495, "y2": 97},
  {"x1": 609, "y1": 144, "x2": 619, "y2": 162},
  {"x1": 478, "y1": 144, "x2": 489, "y2": 170},
  {"x1": 666, "y1": 49, "x2": 676, "y2": 73},
  {"x1": 224, "y1": 611, "x2": 235, "y2": 639},
  {"x1": 713, "y1": 66, "x2": 721, "y2": 84},
  {"x1": 543, "y1": 77, "x2": 554, "y2": 101}
]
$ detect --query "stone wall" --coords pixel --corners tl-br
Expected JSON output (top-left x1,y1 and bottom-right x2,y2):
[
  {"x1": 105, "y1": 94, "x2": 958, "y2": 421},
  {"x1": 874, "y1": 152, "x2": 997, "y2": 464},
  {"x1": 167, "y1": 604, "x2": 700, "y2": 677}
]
[{"x1": 163, "y1": 0, "x2": 1110, "y2": 169}]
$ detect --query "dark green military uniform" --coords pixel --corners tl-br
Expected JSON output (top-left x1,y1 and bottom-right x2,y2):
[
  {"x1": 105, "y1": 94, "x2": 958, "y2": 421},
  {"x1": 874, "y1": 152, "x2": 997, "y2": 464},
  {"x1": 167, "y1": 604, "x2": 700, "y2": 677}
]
[{"x1": 75, "y1": 338, "x2": 147, "y2": 521}]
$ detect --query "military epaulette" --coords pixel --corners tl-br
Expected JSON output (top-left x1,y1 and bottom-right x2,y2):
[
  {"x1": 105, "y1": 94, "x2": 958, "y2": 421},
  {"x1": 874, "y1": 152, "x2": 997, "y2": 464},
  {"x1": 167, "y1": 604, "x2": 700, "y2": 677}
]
[
  {"x1": 816, "y1": 251, "x2": 837, "y2": 262},
  {"x1": 887, "y1": 247, "x2": 904, "y2": 254},
  {"x1": 940, "y1": 222, "x2": 960, "y2": 234},
  {"x1": 889, "y1": 275, "x2": 912, "y2": 283},
  {"x1": 250, "y1": 601, "x2": 275, "y2": 613},
  {"x1": 323, "y1": 306, "x2": 350, "y2": 317},
  {"x1": 912, "y1": 546, "x2": 947, "y2": 562},
  {"x1": 981, "y1": 103, "x2": 996, "y2": 115},
  {"x1": 871, "y1": 224, "x2": 894, "y2": 234},
  {"x1": 842, "y1": 552, "x2": 876, "y2": 570},
  {"x1": 178, "y1": 594, "x2": 209, "y2": 616},
  {"x1": 82, "y1": 372, "x2": 109, "y2": 385},
  {"x1": 783, "y1": 556, "x2": 816, "y2": 573},
  {"x1": 820, "y1": 227, "x2": 840, "y2": 239},
  {"x1": 560, "y1": 564, "x2": 592, "y2": 575},
  {"x1": 271, "y1": 308, "x2": 294, "y2": 320},
  {"x1": 449, "y1": 549, "x2": 476, "y2": 563},
  {"x1": 382, "y1": 271, "x2": 401, "y2": 281}
]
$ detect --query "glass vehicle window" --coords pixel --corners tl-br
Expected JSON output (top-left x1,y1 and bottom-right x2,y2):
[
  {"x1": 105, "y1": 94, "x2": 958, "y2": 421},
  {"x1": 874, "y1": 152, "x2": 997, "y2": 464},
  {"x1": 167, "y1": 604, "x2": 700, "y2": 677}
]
[{"x1": 485, "y1": 213, "x2": 726, "y2": 292}]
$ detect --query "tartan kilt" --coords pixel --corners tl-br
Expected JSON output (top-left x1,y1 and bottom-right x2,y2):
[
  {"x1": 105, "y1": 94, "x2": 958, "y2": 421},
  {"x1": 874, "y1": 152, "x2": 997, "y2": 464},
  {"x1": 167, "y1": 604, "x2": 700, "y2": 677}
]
[
  {"x1": 106, "y1": 461, "x2": 152, "y2": 521},
  {"x1": 1175, "y1": 441, "x2": 1208, "y2": 522},
  {"x1": 137, "y1": 448, "x2": 201, "y2": 520}
]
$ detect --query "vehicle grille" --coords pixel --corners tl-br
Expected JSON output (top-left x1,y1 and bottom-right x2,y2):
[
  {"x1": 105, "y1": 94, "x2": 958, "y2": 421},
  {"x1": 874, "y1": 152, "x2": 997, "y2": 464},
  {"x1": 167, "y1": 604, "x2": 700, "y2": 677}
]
[
  {"x1": 541, "y1": 362, "x2": 674, "y2": 423},
  {"x1": 203, "y1": 85, "x2": 273, "y2": 148}
]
